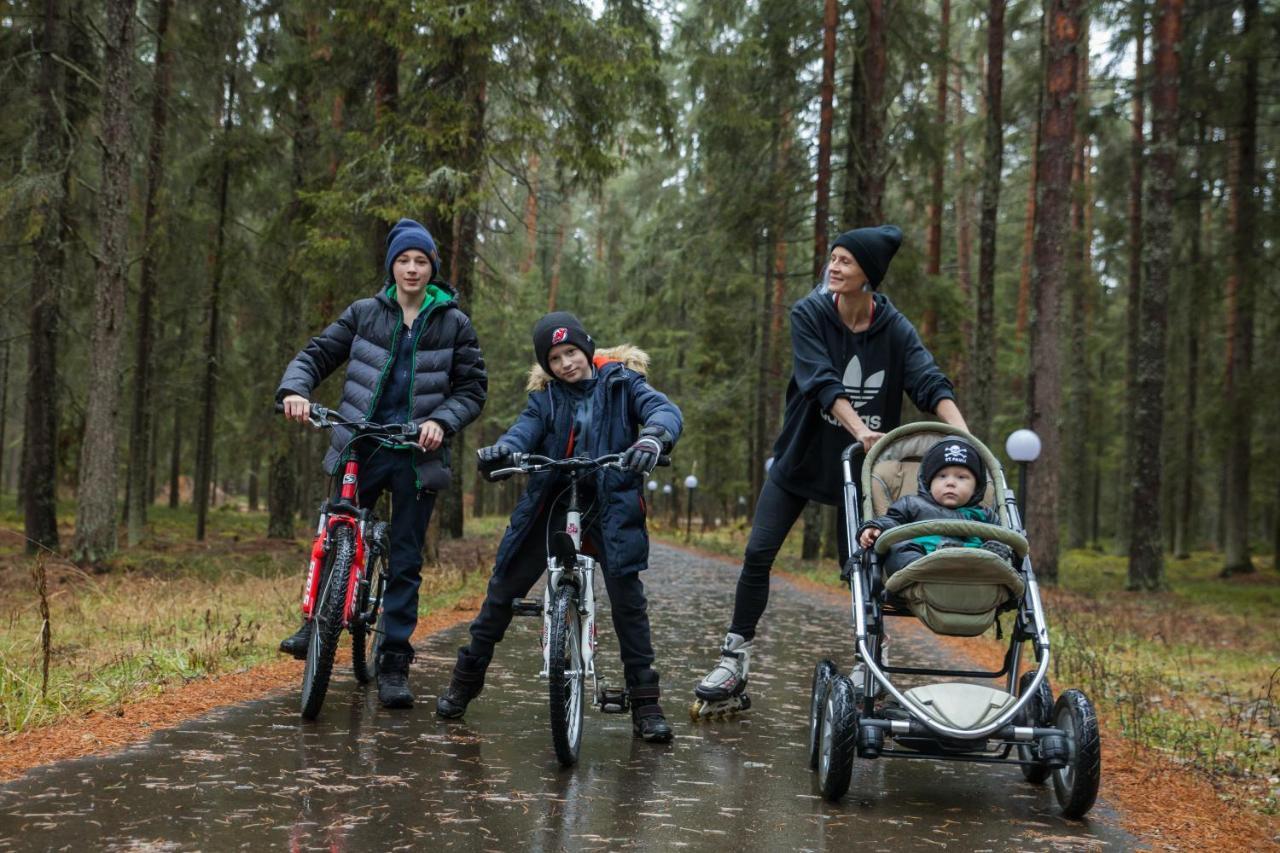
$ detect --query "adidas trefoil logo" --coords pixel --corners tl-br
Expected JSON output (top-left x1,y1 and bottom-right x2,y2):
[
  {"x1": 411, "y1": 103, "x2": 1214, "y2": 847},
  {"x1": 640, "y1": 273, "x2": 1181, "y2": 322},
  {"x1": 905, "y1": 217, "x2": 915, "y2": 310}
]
[
  {"x1": 821, "y1": 356, "x2": 885, "y2": 427},
  {"x1": 844, "y1": 356, "x2": 884, "y2": 409}
]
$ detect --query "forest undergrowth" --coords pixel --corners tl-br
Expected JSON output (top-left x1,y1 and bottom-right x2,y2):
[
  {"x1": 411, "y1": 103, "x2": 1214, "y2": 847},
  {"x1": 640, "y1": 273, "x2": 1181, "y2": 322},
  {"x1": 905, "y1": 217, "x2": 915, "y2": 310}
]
[{"x1": 0, "y1": 498, "x2": 491, "y2": 736}]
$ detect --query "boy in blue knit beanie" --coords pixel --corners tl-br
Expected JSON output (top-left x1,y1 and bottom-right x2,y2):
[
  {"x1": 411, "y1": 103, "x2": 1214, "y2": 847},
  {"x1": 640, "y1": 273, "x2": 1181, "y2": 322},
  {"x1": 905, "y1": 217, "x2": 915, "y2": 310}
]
[{"x1": 276, "y1": 217, "x2": 487, "y2": 709}]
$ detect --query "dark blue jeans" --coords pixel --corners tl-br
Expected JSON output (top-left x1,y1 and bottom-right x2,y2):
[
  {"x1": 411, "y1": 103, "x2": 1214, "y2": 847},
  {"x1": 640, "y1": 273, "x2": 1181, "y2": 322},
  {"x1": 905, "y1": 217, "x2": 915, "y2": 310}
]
[
  {"x1": 466, "y1": 507, "x2": 656, "y2": 682},
  {"x1": 729, "y1": 478, "x2": 848, "y2": 642},
  {"x1": 352, "y1": 447, "x2": 436, "y2": 656}
]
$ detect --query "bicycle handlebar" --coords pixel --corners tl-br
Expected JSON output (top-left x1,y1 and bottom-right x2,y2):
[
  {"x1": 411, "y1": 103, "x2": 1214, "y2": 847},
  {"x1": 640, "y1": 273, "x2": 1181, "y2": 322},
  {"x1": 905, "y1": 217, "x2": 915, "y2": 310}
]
[
  {"x1": 485, "y1": 451, "x2": 670, "y2": 481},
  {"x1": 274, "y1": 401, "x2": 422, "y2": 451}
]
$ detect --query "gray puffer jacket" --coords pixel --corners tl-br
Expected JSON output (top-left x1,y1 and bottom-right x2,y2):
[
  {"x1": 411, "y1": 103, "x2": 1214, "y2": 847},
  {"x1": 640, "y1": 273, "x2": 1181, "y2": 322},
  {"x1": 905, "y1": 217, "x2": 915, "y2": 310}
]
[{"x1": 276, "y1": 283, "x2": 487, "y2": 491}]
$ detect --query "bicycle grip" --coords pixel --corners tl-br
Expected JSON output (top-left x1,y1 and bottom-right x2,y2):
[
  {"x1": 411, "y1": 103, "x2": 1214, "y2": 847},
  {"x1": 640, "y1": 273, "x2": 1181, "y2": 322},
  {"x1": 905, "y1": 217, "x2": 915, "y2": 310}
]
[
  {"x1": 656, "y1": 455, "x2": 672, "y2": 467},
  {"x1": 274, "y1": 401, "x2": 284, "y2": 414}
]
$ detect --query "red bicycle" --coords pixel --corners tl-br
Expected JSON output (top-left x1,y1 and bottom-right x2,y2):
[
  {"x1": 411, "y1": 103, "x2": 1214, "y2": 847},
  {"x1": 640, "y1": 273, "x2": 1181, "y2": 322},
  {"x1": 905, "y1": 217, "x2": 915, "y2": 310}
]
[{"x1": 276, "y1": 402, "x2": 420, "y2": 719}]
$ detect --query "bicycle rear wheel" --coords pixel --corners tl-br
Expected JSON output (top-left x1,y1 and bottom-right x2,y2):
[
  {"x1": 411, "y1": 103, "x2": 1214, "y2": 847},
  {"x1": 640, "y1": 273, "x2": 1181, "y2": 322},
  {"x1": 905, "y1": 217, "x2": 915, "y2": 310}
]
[
  {"x1": 547, "y1": 583, "x2": 585, "y2": 767},
  {"x1": 352, "y1": 553, "x2": 386, "y2": 685},
  {"x1": 301, "y1": 524, "x2": 354, "y2": 720}
]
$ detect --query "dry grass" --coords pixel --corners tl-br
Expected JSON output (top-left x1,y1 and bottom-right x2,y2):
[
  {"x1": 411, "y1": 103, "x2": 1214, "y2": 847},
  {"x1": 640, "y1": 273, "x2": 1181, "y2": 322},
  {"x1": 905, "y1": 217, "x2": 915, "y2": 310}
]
[{"x1": 0, "y1": 499, "x2": 496, "y2": 736}]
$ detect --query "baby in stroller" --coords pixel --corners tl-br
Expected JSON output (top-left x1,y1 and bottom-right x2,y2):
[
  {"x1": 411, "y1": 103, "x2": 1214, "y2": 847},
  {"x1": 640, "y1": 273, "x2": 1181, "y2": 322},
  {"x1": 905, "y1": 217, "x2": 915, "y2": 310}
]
[
  {"x1": 857, "y1": 437, "x2": 1015, "y2": 576},
  {"x1": 807, "y1": 422, "x2": 1100, "y2": 819}
]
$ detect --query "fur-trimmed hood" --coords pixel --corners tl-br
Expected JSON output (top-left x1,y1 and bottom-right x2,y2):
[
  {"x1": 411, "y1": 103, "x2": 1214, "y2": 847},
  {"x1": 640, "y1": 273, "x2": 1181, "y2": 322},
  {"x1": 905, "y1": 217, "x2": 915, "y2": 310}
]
[{"x1": 525, "y1": 344, "x2": 650, "y2": 392}]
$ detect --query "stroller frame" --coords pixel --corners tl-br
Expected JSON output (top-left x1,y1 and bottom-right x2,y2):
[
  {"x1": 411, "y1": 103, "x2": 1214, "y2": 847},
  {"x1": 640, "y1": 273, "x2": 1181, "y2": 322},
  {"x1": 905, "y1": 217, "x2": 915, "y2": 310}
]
[{"x1": 809, "y1": 423, "x2": 1099, "y2": 818}]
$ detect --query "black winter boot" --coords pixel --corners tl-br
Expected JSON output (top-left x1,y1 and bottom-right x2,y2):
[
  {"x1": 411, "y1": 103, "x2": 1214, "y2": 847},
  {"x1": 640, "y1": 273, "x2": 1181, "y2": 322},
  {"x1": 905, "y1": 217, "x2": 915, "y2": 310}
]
[
  {"x1": 435, "y1": 648, "x2": 490, "y2": 719},
  {"x1": 629, "y1": 669, "x2": 674, "y2": 743},
  {"x1": 377, "y1": 650, "x2": 415, "y2": 709},
  {"x1": 278, "y1": 621, "x2": 312, "y2": 660}
]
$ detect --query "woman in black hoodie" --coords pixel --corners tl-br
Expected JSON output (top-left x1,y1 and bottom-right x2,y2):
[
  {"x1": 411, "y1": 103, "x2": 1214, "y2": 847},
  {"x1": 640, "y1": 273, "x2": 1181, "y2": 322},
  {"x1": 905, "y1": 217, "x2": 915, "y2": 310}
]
[{"x1": 693, "y1": 225, "x2": 969, "y2": 714}]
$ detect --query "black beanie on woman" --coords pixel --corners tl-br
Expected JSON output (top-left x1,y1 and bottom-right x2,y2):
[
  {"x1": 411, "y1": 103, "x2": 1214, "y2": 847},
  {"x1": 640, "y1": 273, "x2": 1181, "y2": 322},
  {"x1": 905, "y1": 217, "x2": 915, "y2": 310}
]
[
  {"x1": 532, "y1": 312, "x2": 595, "y2": 376},
  {"x1": 830, "y1": 225, "x2": 903, "y2": 289}
]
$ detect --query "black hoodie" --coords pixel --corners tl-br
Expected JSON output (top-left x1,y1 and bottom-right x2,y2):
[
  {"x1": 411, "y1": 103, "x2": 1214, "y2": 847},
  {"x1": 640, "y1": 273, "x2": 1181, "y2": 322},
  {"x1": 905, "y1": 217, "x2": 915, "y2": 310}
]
[{"x1": 769, "y1": 286, "x2": 955, "y2": 504}]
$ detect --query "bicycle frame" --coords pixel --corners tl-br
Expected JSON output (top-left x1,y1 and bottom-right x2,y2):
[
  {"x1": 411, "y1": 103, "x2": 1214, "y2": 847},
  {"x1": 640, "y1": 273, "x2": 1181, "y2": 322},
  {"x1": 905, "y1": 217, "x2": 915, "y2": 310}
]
[{"x1": 537, "y1": 473, "x2": 601, "y2": 703}]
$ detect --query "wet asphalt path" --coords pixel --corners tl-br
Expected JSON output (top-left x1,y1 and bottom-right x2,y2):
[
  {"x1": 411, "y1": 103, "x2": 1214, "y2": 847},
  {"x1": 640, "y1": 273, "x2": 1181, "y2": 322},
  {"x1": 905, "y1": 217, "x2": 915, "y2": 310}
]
[{"x1": 0, "y1": 543, "x2": 1133, "y2": 851}]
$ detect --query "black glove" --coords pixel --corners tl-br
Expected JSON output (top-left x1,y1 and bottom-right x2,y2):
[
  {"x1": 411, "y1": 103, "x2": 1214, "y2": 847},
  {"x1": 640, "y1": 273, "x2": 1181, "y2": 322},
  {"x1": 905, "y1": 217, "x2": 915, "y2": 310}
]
[
  {"x1": 621, "y1": 427, "x2": 667, "y2": 474},
  {"x1": 477, "y1": 444, "x2": 514, "y2": 481}
]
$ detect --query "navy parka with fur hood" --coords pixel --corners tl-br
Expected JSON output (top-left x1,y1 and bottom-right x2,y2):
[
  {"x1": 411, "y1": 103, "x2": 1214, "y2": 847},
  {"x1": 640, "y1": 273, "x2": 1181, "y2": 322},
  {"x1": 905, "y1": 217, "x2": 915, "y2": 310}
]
[{"x1": 492, "y1": 346, "x2": 682, "y2": 579}]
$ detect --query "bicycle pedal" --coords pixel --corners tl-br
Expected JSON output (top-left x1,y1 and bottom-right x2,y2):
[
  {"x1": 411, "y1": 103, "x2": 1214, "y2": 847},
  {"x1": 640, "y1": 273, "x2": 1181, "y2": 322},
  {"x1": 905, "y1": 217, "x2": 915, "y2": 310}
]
[
  {"x1": 597, "y1": 687, "x2": 629, "y2": 713},
  {"x1": 512, "y1": 597, "x2": 542, "y2": 616}
]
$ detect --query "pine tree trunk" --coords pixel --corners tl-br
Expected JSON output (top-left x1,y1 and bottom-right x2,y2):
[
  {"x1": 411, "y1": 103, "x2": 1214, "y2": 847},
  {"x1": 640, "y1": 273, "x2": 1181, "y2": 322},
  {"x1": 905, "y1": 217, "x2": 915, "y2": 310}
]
[
  {"x1": 1119, "y1": 5, "x2": 1145, "y2": 555},
  {"x1": 0, "y1": 334, "x2": 8, "y2": 493},
  {"x1": 1026, "y1": 0, "x2": 1083, "y2": 584},
  {"x1": 195, "y1": 64, "x2": 237, "y2": 542},
  {"x1": 22, "y1": 0, "x2": 69, "y2": 553},
  {"x1": 927, "y1": 0, "x2": 949, "y2": 279},
  {"x1": 972, "y1": 0, "x2": 1005, "y2": 442},
  {"x1": 1221, "y1": 0, "x2": 1258, "y2": 576},
  {"x1": 813, "y1": 0, "x2": 838, "y2": 279},
  {"x1": 521, "y1": 154, "x2": 540, "y2": 275},
  {"x1": 1173, "y1": 123, "x2": 1205, "y2": 559},
  {"x1": 73, "y1": 0, "x2": 136, "y2": 565},
  {"x1": 125, "y1": 0, "x2": 174, "y2": 546},
  {"x1": 547, "y1": 202, "x2": 567, "y2": 311},
  {"x1": 953, "y1": 71, "x2": 973, "y2": 398},
  {"x1": 1127, "y1": 0, "x2": 1182, "y2": 590},
  {"x1": 861, "y1": 0, "x2": 887, "y2": 221},
  {"x1": 1065, "y1": 22, "x2": 1090, "y2": 550}
]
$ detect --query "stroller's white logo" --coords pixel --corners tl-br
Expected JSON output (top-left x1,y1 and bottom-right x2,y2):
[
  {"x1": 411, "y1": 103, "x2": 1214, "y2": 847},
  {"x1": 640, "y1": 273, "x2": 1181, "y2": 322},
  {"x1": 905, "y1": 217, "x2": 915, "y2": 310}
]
[
  {"x1": 943, "y1": 444, "x2": 967, "y2": 464},
  {"x1": 821, "y1": 356, "x2": 885, "y2": 427}
]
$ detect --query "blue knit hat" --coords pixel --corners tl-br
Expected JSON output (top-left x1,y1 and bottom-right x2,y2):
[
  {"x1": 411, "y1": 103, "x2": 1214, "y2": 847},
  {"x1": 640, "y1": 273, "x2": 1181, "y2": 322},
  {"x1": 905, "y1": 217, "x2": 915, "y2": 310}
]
[
  {"x1": 831, "y1": 225, "x2": 903, "y2": 289},
  {"x1": 384, "y1": 218, "x2": 439, "y2": 280}
]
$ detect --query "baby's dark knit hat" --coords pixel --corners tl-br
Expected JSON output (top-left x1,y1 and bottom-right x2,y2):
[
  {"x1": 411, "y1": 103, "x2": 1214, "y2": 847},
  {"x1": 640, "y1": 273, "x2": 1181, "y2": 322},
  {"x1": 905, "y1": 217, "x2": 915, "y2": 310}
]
[{"x1": 920, "y1": 437, "x2": 985, "y2": 492}]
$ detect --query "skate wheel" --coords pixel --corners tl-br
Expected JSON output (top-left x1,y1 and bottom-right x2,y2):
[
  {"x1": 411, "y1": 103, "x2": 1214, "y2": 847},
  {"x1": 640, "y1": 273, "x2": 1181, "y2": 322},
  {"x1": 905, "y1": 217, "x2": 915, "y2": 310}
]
[{"x1": 689, "y1": 700, "x2": 705, "y2": 721}]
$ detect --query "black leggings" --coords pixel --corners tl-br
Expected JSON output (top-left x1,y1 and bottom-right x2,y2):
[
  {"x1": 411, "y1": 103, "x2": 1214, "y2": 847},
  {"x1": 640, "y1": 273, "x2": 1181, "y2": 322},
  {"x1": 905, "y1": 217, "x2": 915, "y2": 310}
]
[{"x1": 728, "y1": 478, "x2": 848, "y2": 641}]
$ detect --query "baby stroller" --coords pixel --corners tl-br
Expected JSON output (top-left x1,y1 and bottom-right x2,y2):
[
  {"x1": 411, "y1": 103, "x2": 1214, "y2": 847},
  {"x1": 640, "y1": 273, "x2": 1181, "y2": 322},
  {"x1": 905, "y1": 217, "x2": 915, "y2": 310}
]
[{"x1": 807, "y1": 422, "x2": 1100, "y2": 819}]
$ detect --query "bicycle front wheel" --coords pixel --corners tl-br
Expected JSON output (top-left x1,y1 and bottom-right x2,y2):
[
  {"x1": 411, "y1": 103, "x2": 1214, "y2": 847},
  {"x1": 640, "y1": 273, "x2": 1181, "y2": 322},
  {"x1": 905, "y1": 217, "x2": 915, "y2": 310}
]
[
  {"x1": 547, "y1": 583, "x2": 585, "y2": 767},
  {"x1": 301, "y1": 524, "x2": 354, "y2": 720}
]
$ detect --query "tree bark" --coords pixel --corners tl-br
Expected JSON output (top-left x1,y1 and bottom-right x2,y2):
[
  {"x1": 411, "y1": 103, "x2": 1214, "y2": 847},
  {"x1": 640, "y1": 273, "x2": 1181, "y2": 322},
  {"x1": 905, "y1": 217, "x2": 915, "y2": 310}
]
[
  {"x1": 125, "y1": 0, "x2": 174, "y2": 546},
  {"x1": 972, "y1": 0, "x2": 1005, "y2": 442},
  {"x1": 1120, "y1": 3, "x2": 1145, "y2": 555},
  {"x1": 22, "y1": 0, "x2": 69, "y2": 553},
  {"x1": 813, "y1": 0, "x2": 838, "y2": 279},
  {"x1": 73, "y1": 0, "x2": 137, "y2": 565},
  {"x1": 1127, "y1": 0, "x2": 1182, "y2": 591},
  {"x1": 195, "y1": 63, "x2": 237, "y2": 542},
  {"x1": 1066, "y1": 21, "x2": 1090, "y2": 550},
  {"x1": 1221, "y1": 0, "x2": 1258, "y2": 576},
  {"x1": 927, "y1": 0, "x2": 950, "y2": 279},
  {"x1": 521, "y1": 154, "x2": 540, "y2": 276},
  {"x1": 953, "y1": 70, "x2": 973, "y2": 398},
  {"x1": 1026, "y1": 0, "x2": 1083, "y2": 584},
  {"x1": 861, "y1": 0, "x2": 887, "y2": 222},
  {"x1": 1174, "y1": 122, "x2": 1205, "y2": 559}
]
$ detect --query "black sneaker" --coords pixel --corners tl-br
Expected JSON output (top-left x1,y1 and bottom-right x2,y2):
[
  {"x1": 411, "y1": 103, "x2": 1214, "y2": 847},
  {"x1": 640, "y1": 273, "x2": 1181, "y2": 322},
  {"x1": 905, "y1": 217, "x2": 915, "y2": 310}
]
[{"x1": 278, "y1": 622, "x2": 312, "y2": 660}]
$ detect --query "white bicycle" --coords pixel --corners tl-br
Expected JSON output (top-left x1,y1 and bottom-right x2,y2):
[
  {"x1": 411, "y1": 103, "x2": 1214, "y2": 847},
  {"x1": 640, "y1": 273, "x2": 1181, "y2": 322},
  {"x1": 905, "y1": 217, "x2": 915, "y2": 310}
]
[{"x1": 488, "y1": 452, "x2": 664, "y2": 766}]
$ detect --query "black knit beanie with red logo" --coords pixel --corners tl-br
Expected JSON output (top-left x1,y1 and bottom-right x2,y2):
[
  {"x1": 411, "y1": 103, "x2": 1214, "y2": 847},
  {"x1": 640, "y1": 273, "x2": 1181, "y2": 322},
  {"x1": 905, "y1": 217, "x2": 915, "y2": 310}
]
[{"x1": 532, "y1": 312, "x2": 595, "y2": 376}]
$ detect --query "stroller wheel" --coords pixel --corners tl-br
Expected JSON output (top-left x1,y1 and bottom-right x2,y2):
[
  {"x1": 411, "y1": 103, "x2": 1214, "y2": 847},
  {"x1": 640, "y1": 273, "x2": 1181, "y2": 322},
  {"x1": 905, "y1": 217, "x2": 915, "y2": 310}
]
[
  {"x1": 817, "y1": 675, "x2": 858, "y2": 802},
  {"x1": 808, "y1": 659, "x2": 839, "y2": 770},
  {"x1": 1051, "y1": 689, "x2": 1101, "y2": 819},
  {"x1": 1017, "y1": 671, "x2": 1054, "y2": 784}
]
